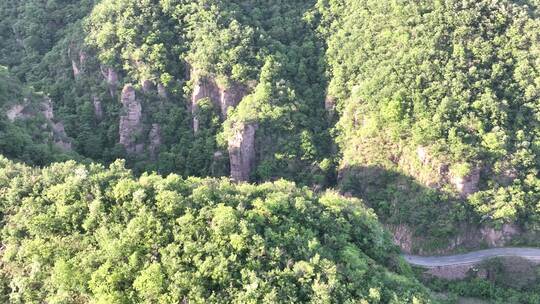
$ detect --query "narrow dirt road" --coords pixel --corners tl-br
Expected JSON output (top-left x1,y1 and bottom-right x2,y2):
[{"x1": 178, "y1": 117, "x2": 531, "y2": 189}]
[{"x1": 403, "y1": 247, "x2": 540, "y2": 267}]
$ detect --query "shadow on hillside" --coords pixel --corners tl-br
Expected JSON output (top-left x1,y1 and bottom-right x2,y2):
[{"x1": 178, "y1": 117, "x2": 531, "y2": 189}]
[{"x1": 338, "y1": 164, "x2": 486, "y2": 254}]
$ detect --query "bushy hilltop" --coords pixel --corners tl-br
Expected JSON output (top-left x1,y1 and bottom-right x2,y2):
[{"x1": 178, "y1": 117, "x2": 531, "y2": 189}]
[
  {"x1": 1, "y1": 0, "x2": 540, "y2": 252},
  {"x1": 0, "y1": 156, "x2": 431, "y2": 303}
]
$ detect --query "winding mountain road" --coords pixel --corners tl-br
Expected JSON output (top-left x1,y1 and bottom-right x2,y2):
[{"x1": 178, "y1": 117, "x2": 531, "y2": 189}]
[{"x1": 403, "y1": 247, "x2": 540, "y2": 267}]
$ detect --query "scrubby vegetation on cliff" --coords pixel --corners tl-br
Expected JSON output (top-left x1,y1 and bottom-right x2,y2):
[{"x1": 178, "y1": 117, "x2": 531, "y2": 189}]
[
  {"x1": 0, "y1": 66, "x2": 77, "y2": 164},
  {"x1": 319, "y1": 0, "x2": 540, "y2": 250},
  {"x1": 1, "y1": 0, "x2": 540, "y2": 301}
]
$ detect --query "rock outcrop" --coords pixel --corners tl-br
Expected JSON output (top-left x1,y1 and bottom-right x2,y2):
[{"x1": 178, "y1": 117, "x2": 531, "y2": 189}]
[
  {"x1": 93, "y1": 96, "x2": 103, "y2": 120},
  {"x1": 190, "y1": 68, "x2": 248, "y2": 132},
  {"x1": 480, "y1": 223, "x2": 521, "y2": 247},
  {"x1": 390, "y1": 222, "x2": 522, "y2": 255},
  {"x1": 416, "y1": 146, "x2": 429, "y2": 165},
  {"x1": 51, "y1": 122, "x2": 72, "y2": 151},
  {"x1": 6, "y1": 104, "x2": 29, "y2": 121},
  {"x1": 157, "y1": 83, "x2": 168, "y2": 99},
  {"x1": 325, "y1": 95, "x2": 336, "y2": 119},
  {"x1": 219, "y1": 83, "x2": 247, "y2": 119},
  {"x1": 395, "y1": 145, "x2": 481, "y2": 197},
  {"x1": 228, "y1": 122, "x2": 258, "y2": 182},
  {"x1": 69, "y1": 47, "x2": 86, "y2": 78},
  {"x1": 39, "y1": 98, "x2": 72, "y2": 151},
  {"x1": 119, "y1": 84, "x2": 143, "y2": 153},
  {"x1": 71, "y1": 59, "x2": 81, "y2": 78},
  {"x1": 190, "y1": 67, "x2": 253, "y2": 178},
  {"x1": 40, "y1": 98, "x2": 54, "y2": 120},
  {"x1": 390, "y1": 224, "x2": 414, "y2": 254},
  {"x1": 148, "y1": 123, "x2": 161, "y2": 160},
  {"x1": 191, "y1": 73, "x2": 221, "y2": 133},
  {"x1": 141, "y1": 79, "x2": 155, "y2": 93},
  {"x1": 100, "y1": 66, "x2": 119, "y2": 97},
  {"x1": 451, "y1": 167, "x2": 480, "y2": 198}
]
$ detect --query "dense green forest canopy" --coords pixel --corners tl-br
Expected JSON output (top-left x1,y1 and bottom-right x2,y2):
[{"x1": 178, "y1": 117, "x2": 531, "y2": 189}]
[
  {"x1": 0, "y1": 0, "x2": 333, "y2": 183},
  {"x1": 1, "y1": 0, "x2": 540, "y2": 301},
  {"x1": 318, "y1": 0, "x2": 540, "y2": 247},
  {"x1": 0, "y1": 156, "x2": 430, "y2": 303}
]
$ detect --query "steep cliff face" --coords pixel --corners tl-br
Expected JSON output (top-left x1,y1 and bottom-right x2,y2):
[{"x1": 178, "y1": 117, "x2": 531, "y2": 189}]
[
  {"x1": 6, "y1": 104, "x2": 30, "y2": 121},
  {"x1": 389, "y1": 222, "x2": 521, "y2": 255},
  {"x1": 51, "y1": 122, "x2": 72, "y2": 151},
  {"x1": 228, "y1": 122, "x2": 258, "y2": 182},
  {"x1": 191, "y1": 73, "x2": 221, "y2": 133},
  {"x1": 141, "y1": 79, "x2": 155, "y2": 93},
  {"x1": 40, "y1": 98, "x2": 54, "y2": 120},
  {"x1": 188, "y1": 70, "x2": 255, "y2": 181},
  {"x1": 480, "y1": 224, "x2": 521, "y2": 247},
  {"x1": 219, "y1": 83, "x2": 247, "y2": 119},
  {"x1": 93, "y1": 95, "x2": 103, "y2": 120},
  {"x1": 5, "y1": 97, "x2": 72, "y2": 151},
  {"x1": 100, "y1": 66, "x2": 119, "y2": 96},
  {"x1": 325, "y1": 95, "x2": 336, "y2": 119},
  {"x1": 451, "y1": 167, "x2": 480, "y2": 198},
  {"x1": 397, "y1": 145, "x2": 481, "y2": 198},
  {"x1": 157, "y1": 83, "x2": 168, "y2": 99},
  {"x1": 41, "y1": 98, "x2": 72, "y2": 151},
  {"x1": 190, "y1": 69, "x2": 248, "y2": 132},
  {"x1": 119, "y1": 84, "x2": 143, "y2": 153},
  {"x1": 70, "y1": 48, "x2": 87, "y2": 78},
  {"x1": 148, "y1": 123, "x2": 161, "y2": 160}
]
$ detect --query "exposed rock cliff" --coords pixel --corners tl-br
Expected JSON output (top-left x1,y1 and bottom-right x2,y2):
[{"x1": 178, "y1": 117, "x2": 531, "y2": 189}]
[
  {"x1": 69, "y1": 47, "x2": 86, "y2": 78},
  {"x1": 6, "y1": 97, "x2": 73, "y2": 151},
  {"x1": 219, "y1": 83, "x2": 247, "y2": 119},
  {"x1": 157, "y1": 83, "x2": 168, "y2": 99},
  {"x1": 141, "y1": 79, "x2": 155, "y2": 93},
  {"x1": 480, "y1": 224, "x2": 521, "y2": 247},
  {"x1": 451, "y1": 167, "x2": 480, "y2": 198},
  {"x1": 93, "y1": 96, "x2": 103, "y2": 120},
  {"x1": 389, "y1": 222, "x2": 521, "y2": 255},
  {"x1": 148, "y1": 123, "x2": 161, "y2": 160},
  {"x1": 71, "y1": 59, "x2": 81, "y2": 78},
  {"x1": 51, "y1": 121, "x2": 72, "y2": 151},
  {"x1": 41, "y1": 99, "x2": 71, "y2": 150},
  {"x1": 6, "y1": 104, "x2": 30, "y2": 121},
  {"x1": 191, "y1": 73, "x2": 221, "y2": 133},
  {"x1": 325, "y1": 95, "x2": 336, "y2": 119},
  {"x1": 190, "y1": 68, "x2": 248, "y2": 132},
  {"x1": 119, "y1": 84, "x2": 143, "y2": 153},
  {"x1": 40, "y1": 98, "x2": 54, "y2": 120},
  {"x1": 228, "y1": 122, "x2": 258, "y2": 182},
  {"x1": 100, "y1": 66, "x2": 119, "y2": 96},
  {"x1": 396, "y1": 145, "x2": 481, "y2": 197}
]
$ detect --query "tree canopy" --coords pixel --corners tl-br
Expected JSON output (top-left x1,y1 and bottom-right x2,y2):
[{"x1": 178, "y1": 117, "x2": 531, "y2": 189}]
[{"x1": 0, "y1": 156, "x2": 430, "y2": 303}]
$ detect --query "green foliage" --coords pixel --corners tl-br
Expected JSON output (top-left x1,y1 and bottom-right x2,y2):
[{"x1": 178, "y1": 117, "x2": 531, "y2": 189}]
[
  {"x1": 0, "y1": 156, "x2": 431, "y2": 303},
  {"x1": 320, "y1": 0, "x2": 540, "y2": 239},
  {"x1": 0, "y1": 67, "x2": 77, "y2": 165},
  {"x1": 426, "y1": 267, "x2": 540, "y2": 304},
  {"x1": 85, "y1": 0, "x2": 334, "y2": 185},
  {"x1": 1, "y1": 1, "x2": 540, "y2": 300}
]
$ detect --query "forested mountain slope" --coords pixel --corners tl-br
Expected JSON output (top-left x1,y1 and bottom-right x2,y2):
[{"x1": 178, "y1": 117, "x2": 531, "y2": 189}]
[
  {"x1": 319, "y1": 0, "x2": 540, "y2": 252},
  {"x1": 0, "y1": 66, "x2": 77, "y2": 164},
  {"x1": 0, "y1": 0, "x2": 540, "y2": 299},
  {"x1": 1, "y1": 0, "x2": 334, "y2": 186},
  {"x1": 0, "y1": 156, "x2": 431, "y2": 303}
]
